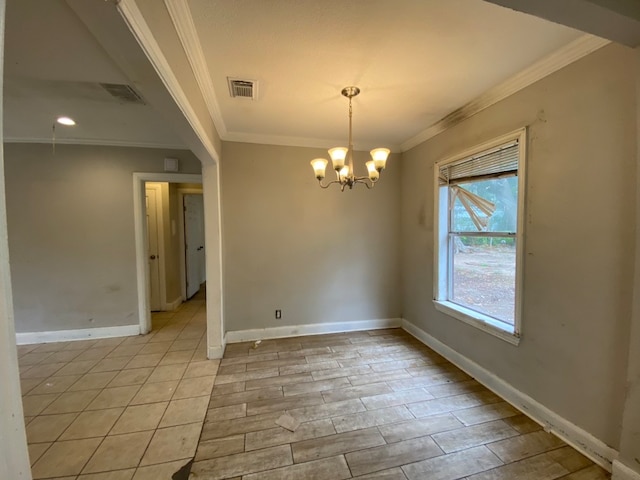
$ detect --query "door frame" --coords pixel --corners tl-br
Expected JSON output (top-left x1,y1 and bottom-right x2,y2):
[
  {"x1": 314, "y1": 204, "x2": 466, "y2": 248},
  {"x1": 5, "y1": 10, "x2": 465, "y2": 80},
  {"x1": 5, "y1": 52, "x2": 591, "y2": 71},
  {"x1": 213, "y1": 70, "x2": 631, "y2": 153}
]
[
  {"x1": 177, "y1": 187, "x2": 204, "y2": 301},
  {"x1": 133, "y1": 172, "x2": 202, "y2": 334}
]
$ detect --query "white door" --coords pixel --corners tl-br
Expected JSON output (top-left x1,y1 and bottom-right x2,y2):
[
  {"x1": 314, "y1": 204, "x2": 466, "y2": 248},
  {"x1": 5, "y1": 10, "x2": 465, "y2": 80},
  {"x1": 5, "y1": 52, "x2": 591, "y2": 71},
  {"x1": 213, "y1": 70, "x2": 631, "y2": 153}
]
[
  {"x1": 146, "y1": 187, "x2": 161, "y2": 311},
  {"x1": 184, "y1": 194, "x2": 205, "y2": 298}
]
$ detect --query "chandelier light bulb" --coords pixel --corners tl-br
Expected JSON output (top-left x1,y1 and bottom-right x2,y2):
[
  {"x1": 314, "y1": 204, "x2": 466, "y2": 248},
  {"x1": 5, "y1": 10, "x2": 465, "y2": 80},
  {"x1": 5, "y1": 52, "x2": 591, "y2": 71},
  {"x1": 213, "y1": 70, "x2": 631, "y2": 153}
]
[
  {"x1": 328, "y1": 147, "x2": 347, "y2": 171},
  {"x1": 370, "y1": 148, "x2": 390, "y2": 171},
  {"x1": 366, "y1": 161, "x2": 379, "y2": 181},
  {"x1": 310, "y1": 158, "x2": 328, "y2": 179}
]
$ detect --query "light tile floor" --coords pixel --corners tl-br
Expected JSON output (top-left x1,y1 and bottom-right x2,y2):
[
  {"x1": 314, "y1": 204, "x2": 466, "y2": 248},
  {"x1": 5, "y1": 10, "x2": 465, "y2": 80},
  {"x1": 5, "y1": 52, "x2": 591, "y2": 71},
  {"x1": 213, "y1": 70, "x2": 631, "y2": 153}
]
[
  {"x1": 19, "y1": 305, "x2": 611, "y2": 479},
  {"x1": 18, "y1": 288, "x2": 218, "y2": 480}
]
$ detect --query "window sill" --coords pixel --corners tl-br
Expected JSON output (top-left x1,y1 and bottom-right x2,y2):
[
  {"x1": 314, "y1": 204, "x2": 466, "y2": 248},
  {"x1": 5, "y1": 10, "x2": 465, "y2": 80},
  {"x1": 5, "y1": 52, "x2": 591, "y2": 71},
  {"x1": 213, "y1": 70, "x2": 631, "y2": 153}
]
[{"x1": 433, "y1": 300, "x2": 520, "y2": 346}]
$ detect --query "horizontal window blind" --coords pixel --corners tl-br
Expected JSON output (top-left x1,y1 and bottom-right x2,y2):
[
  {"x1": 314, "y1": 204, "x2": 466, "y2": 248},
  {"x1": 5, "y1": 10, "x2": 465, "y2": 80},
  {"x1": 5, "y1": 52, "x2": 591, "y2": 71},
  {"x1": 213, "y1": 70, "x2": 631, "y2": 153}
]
[{"x1": 440, "y1": 141, "x2": 518, "y2": 184}]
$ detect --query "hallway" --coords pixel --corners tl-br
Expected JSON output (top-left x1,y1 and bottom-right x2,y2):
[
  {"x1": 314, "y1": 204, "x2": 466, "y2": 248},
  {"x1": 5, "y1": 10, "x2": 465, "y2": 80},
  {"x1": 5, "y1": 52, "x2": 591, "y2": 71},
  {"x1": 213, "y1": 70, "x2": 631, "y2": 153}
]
[{"x1": 17, "y1": 287, "x2": 218, "y2": 479}]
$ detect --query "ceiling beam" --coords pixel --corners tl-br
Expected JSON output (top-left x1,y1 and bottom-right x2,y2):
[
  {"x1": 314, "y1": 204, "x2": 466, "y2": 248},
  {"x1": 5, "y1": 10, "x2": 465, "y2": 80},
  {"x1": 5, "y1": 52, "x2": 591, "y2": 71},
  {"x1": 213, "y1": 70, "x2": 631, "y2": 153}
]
[
  {"x1": 66, "y1": 0, "x2": 218, "y2": 164},
  {"x1": 484, "y1": 0, "x2": 640, "y2": 47}
]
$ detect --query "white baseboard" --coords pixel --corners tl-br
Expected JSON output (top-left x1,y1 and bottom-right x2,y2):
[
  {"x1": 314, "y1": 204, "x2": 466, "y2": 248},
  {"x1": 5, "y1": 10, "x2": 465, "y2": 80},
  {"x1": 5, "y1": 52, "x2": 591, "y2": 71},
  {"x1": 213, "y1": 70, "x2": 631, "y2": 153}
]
[
  {"x1": 208, "y1": 345, "x2": 225, "y2": 359},
  {"x1": 208, "y1": 333, "x2": 227, "y2": 360},
  {"x1": 164, "y1": 296, "x2": 182, "y2": 311},
  {"x1": 613, "y1": 460, "x2": 640, "y2": 480},
  {"x1": 225, "y1": 318, "x2": 403, "y2": 344},
  {"x1": 401, "y1": 319, "x2": 617, "y2": 472},
  {"x1": 15, "y1": 324, "x2": 141, "y2": 345}
]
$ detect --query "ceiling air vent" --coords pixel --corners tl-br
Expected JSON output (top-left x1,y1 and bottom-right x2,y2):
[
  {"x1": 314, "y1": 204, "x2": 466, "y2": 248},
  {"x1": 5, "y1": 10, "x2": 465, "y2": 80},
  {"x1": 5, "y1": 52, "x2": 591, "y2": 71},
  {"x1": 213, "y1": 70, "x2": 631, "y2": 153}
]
[
  {"x1": 100, "y1": 83, "x2": 146, "y2": 105},
  {"x1": 227, "y1": 78, "x2": 257, "y2": 99}
]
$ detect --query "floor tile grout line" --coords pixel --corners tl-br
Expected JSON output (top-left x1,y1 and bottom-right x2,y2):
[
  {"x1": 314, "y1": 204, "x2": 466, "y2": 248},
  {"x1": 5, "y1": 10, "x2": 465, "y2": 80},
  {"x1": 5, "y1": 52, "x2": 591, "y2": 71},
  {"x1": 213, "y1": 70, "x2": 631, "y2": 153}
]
[{"x1": 79, "y1": 318, "x2": 206, "y2": 475}]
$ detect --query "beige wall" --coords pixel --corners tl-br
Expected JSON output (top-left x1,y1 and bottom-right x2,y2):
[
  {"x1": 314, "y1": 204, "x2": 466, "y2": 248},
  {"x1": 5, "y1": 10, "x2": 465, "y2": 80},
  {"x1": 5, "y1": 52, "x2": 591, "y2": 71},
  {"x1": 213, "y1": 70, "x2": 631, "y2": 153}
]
[
  {"x1": 4, "y1": 143, "x2": 201, "y2": 333},
  {"x1": 401, "y1": 43, "x2": 637, "y2": 449},
  {"x1": 221, "y1": 142, "x2": 401, "y2": 332},
  {"x1": 617, "y1": 45, "x2": 640, "y2": 478}
]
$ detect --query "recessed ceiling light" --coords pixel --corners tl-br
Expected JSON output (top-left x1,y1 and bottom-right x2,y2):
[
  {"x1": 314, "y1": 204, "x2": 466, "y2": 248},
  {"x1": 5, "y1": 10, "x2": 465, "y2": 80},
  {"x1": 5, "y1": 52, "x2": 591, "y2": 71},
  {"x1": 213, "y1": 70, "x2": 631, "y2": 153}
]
[{"x1": 56, "y1": 116, "x2": 76, "y2": 126}]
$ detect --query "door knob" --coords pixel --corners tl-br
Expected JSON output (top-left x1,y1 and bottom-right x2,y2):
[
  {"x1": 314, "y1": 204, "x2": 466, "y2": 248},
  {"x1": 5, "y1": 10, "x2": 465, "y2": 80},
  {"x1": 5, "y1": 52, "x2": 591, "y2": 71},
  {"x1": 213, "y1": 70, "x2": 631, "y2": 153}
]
[{"x1": 150, "y1": 255, "x2": 156, "y2": 260}]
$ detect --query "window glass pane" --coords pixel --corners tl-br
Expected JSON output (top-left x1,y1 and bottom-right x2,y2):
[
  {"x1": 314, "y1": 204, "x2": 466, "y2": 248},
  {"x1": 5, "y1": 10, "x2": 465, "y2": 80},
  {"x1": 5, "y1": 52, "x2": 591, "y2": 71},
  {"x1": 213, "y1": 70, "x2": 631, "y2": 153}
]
[
  {"x1": 451, "y1": 176, "x2": 518, "y2": 233},
  {"x1": 450, "y1": 235, "x2": 515, "y2": 325}
]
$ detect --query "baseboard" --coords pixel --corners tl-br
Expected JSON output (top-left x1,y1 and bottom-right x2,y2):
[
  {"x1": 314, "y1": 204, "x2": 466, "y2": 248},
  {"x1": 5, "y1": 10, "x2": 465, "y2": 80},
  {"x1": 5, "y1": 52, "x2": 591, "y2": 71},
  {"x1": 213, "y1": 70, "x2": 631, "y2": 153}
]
[
  {"x1": 15, "y1": 324, "x2": 141, "y2": 345},
  {"x1": 225, "y1": 318, "x2": 403, "y2": 344},
  {"x1": 401, "y1": 319, "x2": 617, "y2": 472},
  {"x1": 613, "y1": 460, "x2": 640, "y2": 480},
  {"x1": 164, "y1": 296, "x2": 183, "y2": 311},
  {"x1": 208, "y1": 333, "x2": 227, "y2": 360},
  {"x1": 208, "y1": 345, "x2": 225, "y2": 359}
]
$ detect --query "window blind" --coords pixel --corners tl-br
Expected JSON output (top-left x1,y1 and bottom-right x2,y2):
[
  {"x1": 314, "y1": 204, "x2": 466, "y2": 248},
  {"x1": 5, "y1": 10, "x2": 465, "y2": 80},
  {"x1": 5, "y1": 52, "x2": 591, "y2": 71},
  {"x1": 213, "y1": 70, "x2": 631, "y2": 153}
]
[{"x1": 439, "y1": 141, "x2": 518, "y2": 184}]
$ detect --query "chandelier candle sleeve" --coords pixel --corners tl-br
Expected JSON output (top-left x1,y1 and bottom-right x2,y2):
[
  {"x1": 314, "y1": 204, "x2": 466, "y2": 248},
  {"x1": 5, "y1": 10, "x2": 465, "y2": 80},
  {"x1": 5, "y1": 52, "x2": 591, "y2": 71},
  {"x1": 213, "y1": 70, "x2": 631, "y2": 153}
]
[{"x1": 310, "y1": 86, "x2": 390, "y2": 191}]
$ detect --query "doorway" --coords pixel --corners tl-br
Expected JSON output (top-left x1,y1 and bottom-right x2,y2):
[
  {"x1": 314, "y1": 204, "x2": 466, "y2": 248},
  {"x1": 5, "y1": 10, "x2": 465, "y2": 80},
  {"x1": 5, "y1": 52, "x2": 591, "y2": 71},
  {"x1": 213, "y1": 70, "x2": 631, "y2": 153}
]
[
  {"x1": 133, "y1": 173, "x2": 203, "y2": 334},
  {"x1": 141, "y1": 180, "x2": 206, "y2": 329},
  {"x1": 145, "y1": 183, "x2": 163, "y2": 311},
  {"x1": 179, "y1": 190, "x2": 206, "y2": 300}
]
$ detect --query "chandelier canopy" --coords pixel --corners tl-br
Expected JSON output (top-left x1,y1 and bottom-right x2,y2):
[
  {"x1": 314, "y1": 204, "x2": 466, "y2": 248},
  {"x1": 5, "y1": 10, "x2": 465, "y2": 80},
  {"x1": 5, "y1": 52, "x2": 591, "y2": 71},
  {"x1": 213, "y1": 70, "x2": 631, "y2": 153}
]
[{"x1": 310, "y1": 87, "x2": 389, "y2": 191}]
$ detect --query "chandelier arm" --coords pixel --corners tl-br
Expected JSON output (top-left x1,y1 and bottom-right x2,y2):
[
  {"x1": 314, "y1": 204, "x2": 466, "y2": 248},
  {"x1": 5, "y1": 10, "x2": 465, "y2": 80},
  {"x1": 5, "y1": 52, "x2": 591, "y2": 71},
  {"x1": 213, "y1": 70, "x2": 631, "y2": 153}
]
[
  {"x1": 317, "y1": 179, "x2": 342, "y2": 189},
  {"x1": 352, "y1": 177, "x2": 375, "y2": 189}
]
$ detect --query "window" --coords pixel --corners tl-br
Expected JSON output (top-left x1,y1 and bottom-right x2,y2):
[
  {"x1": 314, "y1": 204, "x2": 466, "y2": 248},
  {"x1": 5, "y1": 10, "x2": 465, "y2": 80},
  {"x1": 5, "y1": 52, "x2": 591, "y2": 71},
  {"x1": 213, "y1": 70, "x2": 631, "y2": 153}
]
[{"x1": 434, "y1": 129, "x2": 526, "y2": 344}]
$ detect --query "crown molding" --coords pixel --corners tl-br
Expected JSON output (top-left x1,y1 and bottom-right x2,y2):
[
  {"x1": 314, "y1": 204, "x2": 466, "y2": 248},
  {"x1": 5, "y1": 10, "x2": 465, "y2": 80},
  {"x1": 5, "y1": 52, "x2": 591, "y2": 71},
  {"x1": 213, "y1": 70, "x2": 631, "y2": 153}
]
[
  {"x1": 164, "y1": 0, "x2": 228, "y2": 138},
  {"x1": 401, "y1": 34, "x2": 611, "y2": 152},
  {"x1": 117, "y1": 0, "x2": 220, "y2": 163},
  {"x1": 3, "y1": 137, "x2": 187, "y2": 150},
  {"x1": 223, "y1": 131, "x2": 402, "y2": 153}
]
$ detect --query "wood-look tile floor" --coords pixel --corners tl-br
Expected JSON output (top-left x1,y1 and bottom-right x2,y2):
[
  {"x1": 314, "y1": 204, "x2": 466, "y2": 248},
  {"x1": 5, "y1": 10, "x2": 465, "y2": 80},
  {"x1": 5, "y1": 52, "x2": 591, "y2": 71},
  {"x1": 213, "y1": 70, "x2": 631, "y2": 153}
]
[
  {"x1": 18, "y1": 308, "x2": 611, "y2": 480},
  {"x1": 191, "y1": 329, "x2": 610, "y2": 480}
]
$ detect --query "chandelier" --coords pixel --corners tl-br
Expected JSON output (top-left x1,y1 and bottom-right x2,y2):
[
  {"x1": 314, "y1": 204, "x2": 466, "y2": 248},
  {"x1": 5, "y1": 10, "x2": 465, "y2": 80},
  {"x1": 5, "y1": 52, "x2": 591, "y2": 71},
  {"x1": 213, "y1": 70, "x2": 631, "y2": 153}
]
[{"x1": 310, "y1": 86, "x2": 389, "y2": 191}]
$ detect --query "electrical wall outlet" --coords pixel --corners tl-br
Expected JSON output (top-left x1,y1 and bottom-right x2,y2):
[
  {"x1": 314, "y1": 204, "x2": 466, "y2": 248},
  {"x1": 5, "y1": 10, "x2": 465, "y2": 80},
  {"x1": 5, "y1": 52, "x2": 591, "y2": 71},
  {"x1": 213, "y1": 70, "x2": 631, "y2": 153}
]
[{"x1": 275, "y1": 309, "x2": 282, "y2": 319}]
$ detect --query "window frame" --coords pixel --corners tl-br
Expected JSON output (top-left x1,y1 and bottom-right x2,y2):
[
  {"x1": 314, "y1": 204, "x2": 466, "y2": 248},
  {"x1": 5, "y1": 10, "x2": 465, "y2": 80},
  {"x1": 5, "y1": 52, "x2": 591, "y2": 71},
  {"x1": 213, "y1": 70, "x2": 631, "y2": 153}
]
[{"x1": 433, "y1": 128, "x2": 527, "y2": 345}]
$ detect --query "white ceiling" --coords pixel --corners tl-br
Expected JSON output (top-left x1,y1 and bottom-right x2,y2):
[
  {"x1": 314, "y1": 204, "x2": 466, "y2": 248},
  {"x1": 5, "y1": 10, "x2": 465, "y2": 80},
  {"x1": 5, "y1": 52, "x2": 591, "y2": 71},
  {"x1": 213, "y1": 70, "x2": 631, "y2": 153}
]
[
  {"x1": 3, "y1": 0, "x2": 584, "y2": 152},
  {"x1": 3, "y1": 0, "x2": 185, "y2": 148},
  {"x1": 188, "y1": 0, "x2": 583, "y2": 151}
]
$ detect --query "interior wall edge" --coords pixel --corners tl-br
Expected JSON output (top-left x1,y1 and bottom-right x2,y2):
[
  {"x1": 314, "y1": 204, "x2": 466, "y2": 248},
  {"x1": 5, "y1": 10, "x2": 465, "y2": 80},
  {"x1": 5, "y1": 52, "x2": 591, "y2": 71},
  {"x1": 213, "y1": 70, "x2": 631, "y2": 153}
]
[{"x1": 401, "y1": 318, "x2": 617, "y2": 472}]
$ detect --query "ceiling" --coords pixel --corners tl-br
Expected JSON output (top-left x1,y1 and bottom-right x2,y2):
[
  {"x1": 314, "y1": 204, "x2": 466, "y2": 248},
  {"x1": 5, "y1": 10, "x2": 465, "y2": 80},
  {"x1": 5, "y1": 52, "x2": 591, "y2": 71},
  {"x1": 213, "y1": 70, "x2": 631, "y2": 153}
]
[
  {"x1": 188, "y1": 0, "x2": 583, "y2": 151},
  {"x1": 3, "y1": 0, "x2": 185, "y2": 148},
  {"x1": 3, "y1": 0, "x2": 585, "y2": 152}
]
